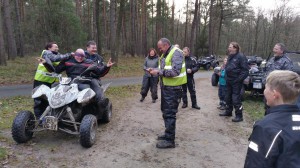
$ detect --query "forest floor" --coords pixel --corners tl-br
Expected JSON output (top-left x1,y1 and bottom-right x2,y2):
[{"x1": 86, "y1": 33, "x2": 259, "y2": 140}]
[{"x1": 0, "y1": 78, "x2": 253, "y2": 168}]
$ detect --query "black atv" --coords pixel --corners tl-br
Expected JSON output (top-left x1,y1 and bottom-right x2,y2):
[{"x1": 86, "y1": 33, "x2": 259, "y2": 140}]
[
  {"x1": 198, "y1": 55, "x2": 219, "y2": 70},
  {"x1": 211, "y1": 55, "x2": 266, "y2": 98}
]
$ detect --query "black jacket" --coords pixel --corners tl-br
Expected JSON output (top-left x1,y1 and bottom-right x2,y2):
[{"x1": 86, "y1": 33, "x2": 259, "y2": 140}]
[
  {"x1": 244, "y1": 104, "x2": 300, "y2": 168},
  {"x1": 185, "y1": 55, "x2": 199, "y2": 78},
  {"x1": 53, "y1": 57, "x2": 110, "y2": 79},
  {"x1": 225, "y1": 52, "x2": 249, "y2": 83}
]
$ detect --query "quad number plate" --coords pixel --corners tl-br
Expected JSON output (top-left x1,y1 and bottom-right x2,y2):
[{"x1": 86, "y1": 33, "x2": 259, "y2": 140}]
[
  {"x1": 253, "y1": 82, "x2": 262, "y2": 89},
  {"x1": 43, "y1": 116, "x2": 58, "y2": 131}
]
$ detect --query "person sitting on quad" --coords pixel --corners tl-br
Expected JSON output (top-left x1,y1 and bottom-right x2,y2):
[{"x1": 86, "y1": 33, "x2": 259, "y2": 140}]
[{"x1": 39, "y1": 48, "x2": 114, "y2": 111}]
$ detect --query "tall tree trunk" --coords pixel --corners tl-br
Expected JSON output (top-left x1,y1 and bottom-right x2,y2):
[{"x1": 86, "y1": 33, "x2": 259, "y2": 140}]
[
  {"x1": 95, "y1": 0, "x2": 102, "y2": 53},
  {"x1": 76, "y1": 0, "x2": 82, "y2": 23},
  {"x1": 208, "y1": 0, "x2": 214, "y2": 55},
  {"x1": 141, "y1": 0, "x2": 147, "y2": 55},
  {"x1": 184, "y1": 0, "x2": 189, "y2": 47},
  {"x1": 190, "y1": 0, "x2": 198, "y2": 54},
  {"x1": 3, "y1": 0, "x2": 17, "y2": 60},
  {"x1": 0, "y1": 3, "x2": 7, "y2": 66},
  {"x1": 171, "y1": 0, "x2": 174, "y2": 42},
  {"x1": 130, "y1": 0, "x2": 137, "y2": 56},
  {"x1": 15, "y1": 0, "x2": 24, "y2": 57},
  {"x1": 116, "y1": 0, "x2": 126, "y2": 64},
  {"x1": 216, "y1": 0, "x2": 223, "y2": 55},
  {"x1": 110, "y1": 0, "x2": 117, "y2": 62},
  {"x1": 103, "y1": 1, "x2": 108, "y2": 49},
  {"x1": 156, "y1": 0, "x2": 162, "y2": 42},
  {"x1": 151, "y1": 0, "x2": 155, "y2": 47}
]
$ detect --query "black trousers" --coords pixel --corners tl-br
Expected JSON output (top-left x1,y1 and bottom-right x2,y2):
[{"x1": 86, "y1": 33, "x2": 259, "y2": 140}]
[
  {"x1": 90, "y1": 79, "x2": 104, "y2": 103},
  {"x1": 161, "y1": 86, "x2": 182, "y2": 141},
  {"x1": 140, "y1": 75, "x2": 159, "y2": 100},
  {"x1": 33, "y1": 80, "x2": 52, "y2": 118},
  {"x1": 225, "y1": 81, "x2": 243, "y2": 117},
  {"x1": 182, "y1": 77, "x2": 197, "y2": 106}
]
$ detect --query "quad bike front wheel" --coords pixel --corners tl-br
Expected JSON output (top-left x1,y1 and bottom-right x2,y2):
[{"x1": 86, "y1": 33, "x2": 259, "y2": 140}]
[
  {"x1": 80, "y1": 114, "x2": 97, "y2": 148},
  {"x1": 205, "y1": 63, "x2": 211, "y2": 71},
  {"x1": 12, "y1": 111, "x2": 35, "y2": 143}
]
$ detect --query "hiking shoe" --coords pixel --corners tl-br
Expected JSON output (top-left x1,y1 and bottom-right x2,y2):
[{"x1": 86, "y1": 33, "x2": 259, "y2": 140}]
[
  {"x1": 182, "y1": 103, "x2": 187, "y2": 108},
  {"x1": 156, "y1": 140, "x2": 175, "y2": 149},
  {"x1": 140, "y1": 97, "x2": 145, "y2": 102}
]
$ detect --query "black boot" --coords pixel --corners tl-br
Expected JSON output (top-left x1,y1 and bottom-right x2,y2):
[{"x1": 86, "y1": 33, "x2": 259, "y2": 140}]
[
  {"x1": 157, "y1": 134, "x2": 166, "y2": 140},
  {"x1": 232, "y1": 105, "x2": 243, "y2": 122},
  {"x1": 219, "y1": 105, "x2": 233, "y2": 116},
  {"x1": 140, "y1": 97, "x2": 145, "y2": 102},
  {"x1": 192, "y1": 104, "x2": 201, "y2": 110},
  {"x1": 182, "y1": 103, "x2": 187, "y2": 108},
  {"x1": 156, "y1": 140, "x2": 175, "y2": 148}
]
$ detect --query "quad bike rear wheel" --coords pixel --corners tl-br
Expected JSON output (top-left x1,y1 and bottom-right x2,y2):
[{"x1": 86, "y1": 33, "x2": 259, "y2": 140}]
[
  {"x1": 80, "y1": 114, "x2": 97, "y2": 148},
  {"x1": 12, "y1": 111, "x2": 35, "y2": 143},
  {"x1": 102, "y1": 101, "x2": 112, "y2": 123},
  {"x1": 211, "y1": 73, "x2": 219, "y2": 86}
]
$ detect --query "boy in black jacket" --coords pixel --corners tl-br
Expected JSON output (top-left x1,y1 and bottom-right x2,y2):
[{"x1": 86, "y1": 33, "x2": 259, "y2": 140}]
[{"x1": 244, "y1": 70, "x2": 300, "y2": 168}]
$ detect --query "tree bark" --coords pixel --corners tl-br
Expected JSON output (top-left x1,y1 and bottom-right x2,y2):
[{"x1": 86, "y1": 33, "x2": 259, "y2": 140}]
[
  {"x1": 95, "y1": 0, "x2": 102, "y2": 53},
  {"x1": 116, "y1": 0, "x2": 126, "y2": 64},
  {"x1": 2, "y1": 0, "x2": 17, "y2": 60},
  {"x1": 184, "y1": 0, "x2": 189, "y2": 47},
  {"x1": 15, "y1": 0, "x2": 24, "y2": 57},
  {"x1": 0, "y1": 3, "x2": 7, "y2": 66},
  {"x1": 190, "y1": 0, "x2": 199, "y2": 54},
  {"x1": 208, "y1": 0, "x2": 215, "y2": 55},
  {"x1": 110, "y1": 0, "x2": 117, "y2": 62}
]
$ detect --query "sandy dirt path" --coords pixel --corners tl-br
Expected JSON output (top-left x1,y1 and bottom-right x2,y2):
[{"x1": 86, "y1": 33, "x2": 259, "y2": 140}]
[{"x1": 1, "y1": 78, "x2": 252, "y2": 168}]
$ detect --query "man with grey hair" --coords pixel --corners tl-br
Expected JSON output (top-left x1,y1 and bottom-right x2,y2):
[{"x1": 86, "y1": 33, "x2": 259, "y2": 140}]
[
  {"x1": 148, "y1": 38, "x2": 187, "y2": 148},
  {"x1": 265, "y1": 43, "x2": 293, "y2": 76},
  {"x1": 264, "y1": 43, "x2": 293, "y2": 115}
]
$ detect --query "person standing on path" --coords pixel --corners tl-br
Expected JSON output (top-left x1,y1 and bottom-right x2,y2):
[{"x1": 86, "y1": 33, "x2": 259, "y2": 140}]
[
  {"x1": 219, "y1": 42, "x2": 249, "y2": 122},
  {"x1": 181, "y1": 47, "x2": 200, "y2": 110},
  {"x1": 263, "y1": 43, "x2": 293, "y2": 115},
  {"x1": 148, "y1": 38, "x2": 187, "y2": 148},
  {"x1": 33, "y1": 42, "x2": 71, "y2": 119},
  {"x1": 140, "y1": 48, "x2": 159, "y2": 103}
]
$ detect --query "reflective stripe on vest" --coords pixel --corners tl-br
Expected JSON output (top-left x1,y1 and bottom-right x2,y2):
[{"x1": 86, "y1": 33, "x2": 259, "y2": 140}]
[
  {"x1": 160, "y1": 47, "x2": 187, "y2": 86},
  {"x1": 34, "y1": 50, "x2": 60, "y2": 83}
]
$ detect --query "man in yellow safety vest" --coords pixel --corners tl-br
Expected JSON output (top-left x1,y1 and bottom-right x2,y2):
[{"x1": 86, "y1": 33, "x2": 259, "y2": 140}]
[
  {"x1": 149, "y1": 38, "x2": 187, "y2": 148},
  {"x1": 33, "y1": 42, "x2": 71, "y2": 119}
]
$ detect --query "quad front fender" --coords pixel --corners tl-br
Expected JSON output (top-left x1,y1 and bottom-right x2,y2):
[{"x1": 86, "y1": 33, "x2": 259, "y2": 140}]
[{"x1": 32, "y1": 85, "x2": 51, "y2": 99}]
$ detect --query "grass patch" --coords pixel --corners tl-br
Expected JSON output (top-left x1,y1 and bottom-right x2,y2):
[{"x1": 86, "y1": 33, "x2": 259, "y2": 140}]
[
  {"x1": 0, "y1": 96, "x2": 33, "y2": 129},
  {"x1": 243, "y1": 93, "x2": 265, "y2": 122},
  {"x1": 0, "y1": 55, "x2": 145, "y2": 85},
  {"x1": 0, "y1": 147, "x2": 7, "y2": 160}
]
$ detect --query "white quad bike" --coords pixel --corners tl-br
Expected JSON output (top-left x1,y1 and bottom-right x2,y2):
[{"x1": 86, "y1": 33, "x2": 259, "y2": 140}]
[{"x1": 12, "y1": 68, "x2": 112, "y2": 148}]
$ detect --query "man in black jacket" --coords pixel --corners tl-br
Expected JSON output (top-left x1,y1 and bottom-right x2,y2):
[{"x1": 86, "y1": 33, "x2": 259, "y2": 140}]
[
  {"x1": 85, "y1": 41, "x2": 110, "y2": 108},
  {"x1": 181, "y1": 47, "x2": 200, "y2": 109},
  {"x1": 41, "y1": 49, "x2": 114, "y2": 110},
  {"x1": 244, "y1": 70, "x2": 300, "y2": 168},
  {"x1": 219, "y1": 42, "x2": 249, "y2": 122}
]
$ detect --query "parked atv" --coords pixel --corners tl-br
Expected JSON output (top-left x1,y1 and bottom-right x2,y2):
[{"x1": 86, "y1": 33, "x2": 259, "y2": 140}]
[
  {"x1": 211, "y1": 55, "x2": 265, "y2": 98},
  {"x1": 198, "y1": 55, "x2": 219, "y2": 70},
  {"x1": 12, "y1": 69, "x2": 112, "y2": 148}
]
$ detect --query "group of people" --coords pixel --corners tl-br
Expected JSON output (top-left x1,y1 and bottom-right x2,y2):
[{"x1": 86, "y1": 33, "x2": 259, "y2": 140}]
[
  {"x1": 141, "y1": 38, "x2": 300, "y2": 167},
  {"x1": 34, "y1": 41, "x2": 114, "y2": 119},
  {"x1": 33, "y1": 38, "x2": 300, "y2": 166},
  {"x1": 213, "y1": 42, "x2": 300, "y2": 166}
]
